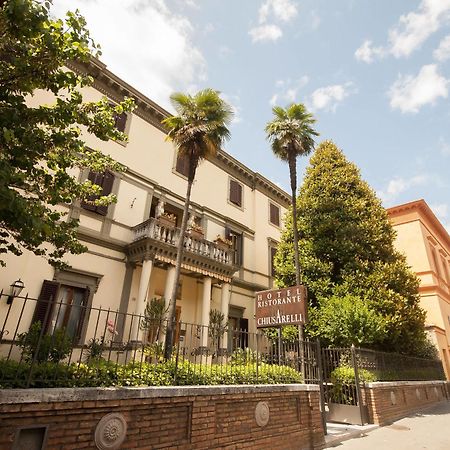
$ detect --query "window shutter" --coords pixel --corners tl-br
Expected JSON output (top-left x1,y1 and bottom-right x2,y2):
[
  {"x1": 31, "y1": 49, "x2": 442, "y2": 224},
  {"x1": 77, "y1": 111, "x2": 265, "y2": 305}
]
[
  {"x1": 96, "y1": 171, "x2": 114, "y2": 216},
  {"x1": 270, "y1": 247, "x2": 277, "y2": 277},
  {"x1": 229, "y1": 180, "x2": 242, "y2": 207},
  {"x1": 75, "y1": 288, "x2": 90, "y2": 342},
  {"x1": 114, "y1": 112, "x2": 127, "y2": 133},
  {"x1": 270, "y1": 203, "x2": 280, "y2": 226},
  {"x1": 82, "y1": 171, "x2": 114, "y2": 215},
  {"x1": 81, "y1": 171, "x2": 98, "y2": 212},
  {"x1": 176, "y1": 153, "x2": 190, "y2": 177},
  {"x1": 32, "y1": 280, "x2": 59, "y2": 333}
]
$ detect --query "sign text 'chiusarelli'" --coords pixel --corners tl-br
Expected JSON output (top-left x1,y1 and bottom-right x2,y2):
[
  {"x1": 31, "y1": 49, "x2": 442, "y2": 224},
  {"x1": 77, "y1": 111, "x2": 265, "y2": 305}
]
[{"x1": 255, "y1": 285, "x2": 307, "y2": 328}]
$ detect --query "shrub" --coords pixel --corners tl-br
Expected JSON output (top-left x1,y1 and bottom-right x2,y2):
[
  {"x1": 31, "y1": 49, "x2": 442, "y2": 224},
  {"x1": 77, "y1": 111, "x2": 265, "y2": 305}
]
[
  {"x1": 85, "y1": 337, "x2": 106, "y2": 363},
  {"x1": 229, "y1": 347, "x2": 258, "y2": 365},
  {"x1": 329, "y1": 365, "x2": 377, "y2": 405},
  {"x1": 17, "y1": 322, "x2": 72, "y2": 363},
  {"x1": 0, "y1": 357, "x2": 303, "y2": 389}
]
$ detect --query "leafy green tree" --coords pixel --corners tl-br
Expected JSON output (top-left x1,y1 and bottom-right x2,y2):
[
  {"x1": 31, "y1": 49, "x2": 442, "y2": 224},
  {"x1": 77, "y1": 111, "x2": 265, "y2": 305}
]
[
  {"x1": 275, "y1": 140, "x2": 427, "y2": 355},
  {"x1": 162, "y1": 89, "x2": 233, "y2": 360},
  {"x1": 0, "y1": 0, "x2": 134, "y2": 267},
  {"x1": 308, "y1": 295, "x2": 386, "y2": 347},
  {"x1": 265, "y1": 103, "x2": 318, "y2": 285}
]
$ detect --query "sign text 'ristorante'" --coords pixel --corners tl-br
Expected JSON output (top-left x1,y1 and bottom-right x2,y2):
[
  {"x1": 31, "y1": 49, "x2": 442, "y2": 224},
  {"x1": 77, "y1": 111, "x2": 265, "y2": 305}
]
[{"x1": 255, "y1": 285, "x2": 307, "y2": 328}]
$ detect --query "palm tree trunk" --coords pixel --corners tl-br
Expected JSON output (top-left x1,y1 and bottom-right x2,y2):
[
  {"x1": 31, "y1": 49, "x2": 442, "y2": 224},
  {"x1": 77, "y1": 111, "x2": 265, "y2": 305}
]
[
  {"x1": 164, "y1": 158, "x2": 198, "y2": 360},
  {"x1": 288, "y1": 153, "x2": 301, "y2": 285}
]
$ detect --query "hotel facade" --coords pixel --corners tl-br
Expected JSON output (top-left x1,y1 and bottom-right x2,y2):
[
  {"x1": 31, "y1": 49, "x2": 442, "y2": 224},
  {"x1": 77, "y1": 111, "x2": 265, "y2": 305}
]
[{"x1": 0, "y1": 58, "x2": 289, "y2": 350}]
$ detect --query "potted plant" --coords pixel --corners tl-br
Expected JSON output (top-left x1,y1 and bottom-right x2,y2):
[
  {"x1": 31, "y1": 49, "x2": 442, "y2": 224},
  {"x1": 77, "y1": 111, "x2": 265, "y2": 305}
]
[
  {"x1": 188, "y1": 222, "x2": 204, "y2": 239},
  {"x1": 214, "y1": 235, "x2": 232, "y2": 250},
  {"x1": 157, "y1": 212, "x2": 177, "y2": 228}
]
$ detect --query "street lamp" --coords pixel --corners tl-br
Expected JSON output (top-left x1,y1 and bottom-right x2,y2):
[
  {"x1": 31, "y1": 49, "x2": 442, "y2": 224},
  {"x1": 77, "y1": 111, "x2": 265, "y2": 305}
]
[{"x1": 7, "y1": 279, "x2": 25, "y2": 304}]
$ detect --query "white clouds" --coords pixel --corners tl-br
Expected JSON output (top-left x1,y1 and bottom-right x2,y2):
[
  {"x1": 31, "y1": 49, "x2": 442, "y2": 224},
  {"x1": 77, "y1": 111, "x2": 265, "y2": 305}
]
[
  {"x1": 250, "y1": 0, "x2": 298, "y2": 43},
  {"x1": 433, "y1": 34, "x2": 450, "y2": 61},
  {"x1": 354, "y1": 40, "x2": 385, "y2": 63},
  {"x1": 389, "y1": 0, "x2": 450, "y2": 58},
  {"x1": 388, "y1": 64, "x2": 448, "y2": 113},
  {"x1": 258, "y1": 0, "x2": 298, "y2": 23},
  {"x1": 51, "y1": 0, "x2": 206, "y2": 110},
  {"x1": 355, "y1": 0, "x2": 450, "y2": 62},
  {"x1": 378, "y1": 175, "x2": 428, "y2": 204},
  {"x1": 269, "y1": 76, "x2": 309, "y2": 106},
  {"x1": 309, "y1": 82, "x2": 354, "y2": 112},
  {"x1": 249, "y1": 24, "x2": 283, "y2": 43}
]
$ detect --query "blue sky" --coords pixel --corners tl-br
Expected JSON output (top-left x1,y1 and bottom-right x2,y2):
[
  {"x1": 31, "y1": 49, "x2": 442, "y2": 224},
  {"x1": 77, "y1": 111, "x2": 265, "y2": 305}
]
[{"x1": 52, "y1": 0, "x2": 450, "y2": 231}]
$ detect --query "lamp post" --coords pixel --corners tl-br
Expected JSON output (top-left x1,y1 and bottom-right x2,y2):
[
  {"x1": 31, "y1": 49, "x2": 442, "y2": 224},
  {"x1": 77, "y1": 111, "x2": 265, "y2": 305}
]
[{"x1": 7, "y1": 279, "x2": 25, "y2": 304}]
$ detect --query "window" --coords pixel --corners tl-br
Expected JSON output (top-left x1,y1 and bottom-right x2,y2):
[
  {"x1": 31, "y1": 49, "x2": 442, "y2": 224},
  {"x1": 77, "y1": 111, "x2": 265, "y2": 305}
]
[
  {"x1": 175, "y1": 152, "x2": 190, "y2": 177},
  {"x1": 226, "y1": 227, "x2": 243, "y2": 266},
  {"x1": 81, "y1": 170, "x2": 114, "y2": 216},
  {"x1": 228, "y1": 306, "x2": 248, "y2": 350},
  {"x1": 270, "y1": 246, "x2": 278, "y2": 277},
  {"x1": 229, "y1": 179, "x2": 243, "y2": 207},
  {"x1": 430, "y1": 246, "x2": 441, "y2": 278},
  {"x1": 114, "y1": 111, "x2": 127, "y2": 133},
  {"x1": 441, "y1": 256, "x2": 450, "y2": 284},
  {"x1": 269, "y1": 202, "x2": 280, "y2": 226},
  {"x1": 32, "y1": 280, "x2": 90, "y2": 342}
]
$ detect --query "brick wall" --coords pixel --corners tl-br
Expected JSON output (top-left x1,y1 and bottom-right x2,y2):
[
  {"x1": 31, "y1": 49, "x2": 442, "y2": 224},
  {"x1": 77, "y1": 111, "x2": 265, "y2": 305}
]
[
  {"x1": 364, "y1": 381, "x2": 449, "y2": 425},
  {"x1": 0, "y1": 385, "x2": 325, "y2": 450}
]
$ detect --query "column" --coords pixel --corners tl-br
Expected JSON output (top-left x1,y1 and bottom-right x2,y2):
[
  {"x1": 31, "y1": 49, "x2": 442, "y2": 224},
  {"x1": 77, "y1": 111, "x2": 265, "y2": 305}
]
[
  {"x1": 220, "y1": 282, "x2": 231, "y2": 350},
  {"x1": 163, "y1": 265, "x2": 177, "y2": 310},
  {"x1": 131, "y1": 259, "x2": 153, "y2": 341},
  {"x1": 201, "y1": 276, "x2": 212, "y2": 348},
  {"x1": 159, "y1": 265, "x2": 176, "y2": 343}
]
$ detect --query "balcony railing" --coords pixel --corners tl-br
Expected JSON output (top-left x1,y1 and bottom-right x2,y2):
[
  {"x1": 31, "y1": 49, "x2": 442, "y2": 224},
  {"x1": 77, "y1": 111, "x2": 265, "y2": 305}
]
[{"x1": 132, "y1": 217, "x2": 234, "y2": 265}]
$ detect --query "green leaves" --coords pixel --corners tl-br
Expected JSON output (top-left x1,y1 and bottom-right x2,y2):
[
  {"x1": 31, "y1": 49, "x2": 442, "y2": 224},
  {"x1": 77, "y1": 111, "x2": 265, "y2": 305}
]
[
  {"x1": 265, "y1": 102, "x2": 318, "y2": 162},
  {"x1": 275, "y1": 140, "x2": 428, "y2": 355},
  {"x1": 163, "y1": 89, "x2": 233, "y2": 182},
  {"x1": 0, "y1": 0, "x2": 135, "y2": 267}
]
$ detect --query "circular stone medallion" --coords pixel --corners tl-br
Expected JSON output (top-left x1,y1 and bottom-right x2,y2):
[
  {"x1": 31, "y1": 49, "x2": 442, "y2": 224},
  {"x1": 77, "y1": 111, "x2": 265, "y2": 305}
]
[
  {"x1": 95, "y1": 413, "x2": 127, "y2": 450},
  {"x1": 255, "y1": 401, "x2": 270, "y2": 427}
]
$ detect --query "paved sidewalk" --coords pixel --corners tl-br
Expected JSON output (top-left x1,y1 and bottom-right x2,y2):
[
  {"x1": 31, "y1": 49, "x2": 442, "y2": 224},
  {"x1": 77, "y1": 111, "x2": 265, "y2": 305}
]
[{"x1": 325, "y1": 401, "x2": 450, "y2": 449}]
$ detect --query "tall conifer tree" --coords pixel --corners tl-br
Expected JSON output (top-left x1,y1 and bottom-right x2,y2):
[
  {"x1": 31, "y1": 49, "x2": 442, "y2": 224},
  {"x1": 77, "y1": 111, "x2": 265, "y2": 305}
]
[{"x1": 275, "y1": 141, "x2": 427, "y2": 355}]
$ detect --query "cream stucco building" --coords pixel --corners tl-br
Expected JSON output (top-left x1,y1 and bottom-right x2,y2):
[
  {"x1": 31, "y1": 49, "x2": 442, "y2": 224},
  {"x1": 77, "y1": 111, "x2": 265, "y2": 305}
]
[
  {"x1": 388, "y1": 200, "x2": 450, "y2": 379},
  {"x1": 0, "y1": 58, "x2": 289, "y2": 350}
]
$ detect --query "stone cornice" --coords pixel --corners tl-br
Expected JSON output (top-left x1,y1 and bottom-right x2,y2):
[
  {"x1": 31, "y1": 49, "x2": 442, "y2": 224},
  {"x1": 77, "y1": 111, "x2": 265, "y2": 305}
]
[
  {"x1": 387, "y1": 199, "x2": 450, "y2": 251},
  {"x1": 68, "y1": 57, "x2": 291, "y2": 208}
]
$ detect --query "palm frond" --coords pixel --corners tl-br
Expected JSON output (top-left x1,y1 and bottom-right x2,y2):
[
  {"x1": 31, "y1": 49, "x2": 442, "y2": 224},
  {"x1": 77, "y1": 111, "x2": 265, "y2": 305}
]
[{"x1": 163, "y1": 89, "x2": 233, "y2": 167}]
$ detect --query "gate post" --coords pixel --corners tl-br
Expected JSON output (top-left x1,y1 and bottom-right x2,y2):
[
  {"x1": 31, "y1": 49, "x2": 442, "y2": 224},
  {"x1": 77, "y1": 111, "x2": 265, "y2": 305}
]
[
  {"x1": 351, "y1": 344, "x2": 365, "y2": 426},
  {"x1": 316, "y1": 338, "x2": 327, "y2": 435}
]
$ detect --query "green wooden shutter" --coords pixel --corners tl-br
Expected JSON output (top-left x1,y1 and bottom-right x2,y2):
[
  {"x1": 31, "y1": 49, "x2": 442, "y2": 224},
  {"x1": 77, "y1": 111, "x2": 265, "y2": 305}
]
[{"x1": 32, "y1": 280, "x2": 59, "y2": 333}]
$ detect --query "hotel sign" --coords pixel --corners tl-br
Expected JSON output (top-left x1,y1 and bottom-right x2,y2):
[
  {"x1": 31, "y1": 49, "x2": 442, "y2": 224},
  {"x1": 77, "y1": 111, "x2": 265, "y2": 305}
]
[{"x1": 255, "y1": 285, "x2": 307, "y2": 328}]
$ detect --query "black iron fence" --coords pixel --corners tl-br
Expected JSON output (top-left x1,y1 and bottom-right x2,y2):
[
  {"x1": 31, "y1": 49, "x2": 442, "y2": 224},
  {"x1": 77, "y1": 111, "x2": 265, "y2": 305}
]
[
  {"x1": 0, "y1": 292, "x2": 445, "y2": 390},
  {"x1": 0, "y1": 292, "x2": 318, "y2": 388}
]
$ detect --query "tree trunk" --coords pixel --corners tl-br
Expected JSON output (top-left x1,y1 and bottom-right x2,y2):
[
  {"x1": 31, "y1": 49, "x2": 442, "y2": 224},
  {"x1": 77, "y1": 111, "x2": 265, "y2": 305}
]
[
  {"x1": 288, "y1": 153, "x2": 301, "y2": 285},
  {"x1": 164, "y1": 156, "x2": 198, "y2": 360}
]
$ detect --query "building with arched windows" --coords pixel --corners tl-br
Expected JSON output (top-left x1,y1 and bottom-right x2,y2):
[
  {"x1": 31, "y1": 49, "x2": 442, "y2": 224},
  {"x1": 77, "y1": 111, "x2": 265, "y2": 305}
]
[{"x1": 388, "y1": 199, "x2": 450, "y2": 379}]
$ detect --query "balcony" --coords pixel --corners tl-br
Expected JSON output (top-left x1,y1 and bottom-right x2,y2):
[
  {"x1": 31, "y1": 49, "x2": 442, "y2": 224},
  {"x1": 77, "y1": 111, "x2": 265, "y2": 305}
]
[{"x1": 127, "y1": 218, "x2": 238, "y2": 281}]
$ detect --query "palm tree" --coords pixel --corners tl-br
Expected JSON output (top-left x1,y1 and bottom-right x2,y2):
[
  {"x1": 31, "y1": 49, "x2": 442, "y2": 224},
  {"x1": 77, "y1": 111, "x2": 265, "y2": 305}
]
[
  {"x1": 265, "y1": 103, "x2": 318, "y2": 286},
  {"x1": 162, "y1": 89, "x2": 233, "y2": 360}
]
